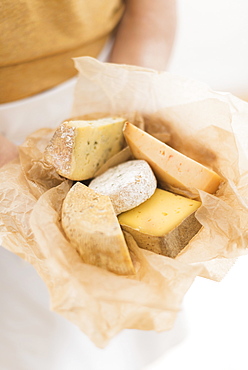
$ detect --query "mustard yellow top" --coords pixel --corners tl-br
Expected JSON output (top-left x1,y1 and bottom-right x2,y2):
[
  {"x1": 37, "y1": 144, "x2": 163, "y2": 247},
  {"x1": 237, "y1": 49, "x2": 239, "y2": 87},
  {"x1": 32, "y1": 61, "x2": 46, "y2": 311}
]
[{"x1": 0, "y1": 0, "x2": 124, "y2": 103}]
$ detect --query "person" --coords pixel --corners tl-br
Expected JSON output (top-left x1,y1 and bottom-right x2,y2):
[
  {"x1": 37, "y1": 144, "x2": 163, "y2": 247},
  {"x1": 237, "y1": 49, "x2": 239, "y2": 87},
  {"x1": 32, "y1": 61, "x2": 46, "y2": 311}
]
[
  {"x1": 0, "y1": 0, "x2": 176, "y2": 165},
  {"x1": 0, "y1": 1, "x2": 183, "y2": 369}
]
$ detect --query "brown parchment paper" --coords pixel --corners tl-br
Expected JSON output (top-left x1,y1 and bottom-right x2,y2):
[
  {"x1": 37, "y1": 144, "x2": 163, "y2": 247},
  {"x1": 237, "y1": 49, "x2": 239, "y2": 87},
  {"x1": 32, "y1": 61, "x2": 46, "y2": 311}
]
[{"x1": 1, "y1": 57, "x2": 248, "y2": 347}]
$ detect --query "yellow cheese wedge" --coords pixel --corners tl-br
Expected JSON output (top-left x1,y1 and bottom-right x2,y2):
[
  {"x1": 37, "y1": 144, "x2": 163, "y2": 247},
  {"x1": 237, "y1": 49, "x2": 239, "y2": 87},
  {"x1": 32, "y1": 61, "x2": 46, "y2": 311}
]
[
  {"x1": 118, "y1": 188, "x2": 202, "y2": 258},
  {"x1": 45, "y1": 117, "x2": 126, "y2": 181},
  {"x1": 123, "y1": 122, "x2": 223, "y2": 199},
  {"x1": 62, "y1": 182, "x2": 135, "y2": 275}
]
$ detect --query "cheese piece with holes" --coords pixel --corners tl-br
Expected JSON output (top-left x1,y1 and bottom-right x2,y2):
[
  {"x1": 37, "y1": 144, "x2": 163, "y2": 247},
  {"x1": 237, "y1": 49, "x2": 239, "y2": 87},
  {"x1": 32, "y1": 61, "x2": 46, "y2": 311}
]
[
  {"x1": 89, "y1": 160, "x2": 157, "y2": 215},
  {"x1": 45, "y1": 117, "x2": 126, "y2": 181},
  {"x1": 123, "y1": 122, "x2": 223, "y2": 199},
  {"x1": 118, "y1": 188, "x2": 202, "y2": 258},
  {"x1": 62, "y1": 182, "x2": 135, "y2": 275}
]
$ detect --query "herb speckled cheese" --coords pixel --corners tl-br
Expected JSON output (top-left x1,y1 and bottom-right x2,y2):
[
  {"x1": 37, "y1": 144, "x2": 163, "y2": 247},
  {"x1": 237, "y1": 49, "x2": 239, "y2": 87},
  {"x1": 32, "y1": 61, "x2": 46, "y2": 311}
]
[
  {"x1": 62, "y1": 182, "x2": 135, "y2": 275},
  {"x1": 45, "y1": 117, "x2": 126, "y2": 181},
  {"x1": 118, "y1": 188, "x2": 202, "y2": 258}
]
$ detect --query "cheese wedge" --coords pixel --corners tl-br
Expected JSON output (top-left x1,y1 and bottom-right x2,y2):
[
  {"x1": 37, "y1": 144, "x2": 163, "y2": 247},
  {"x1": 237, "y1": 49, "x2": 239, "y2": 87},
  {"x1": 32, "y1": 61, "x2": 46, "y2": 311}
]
[
  {"x1": 123, "y1": 122, "x2": 223, "y2": 199},
  {"x1": 89, "y1": 160, "x2": 157, "y2": 215},
  {"x1": 118, "y1": 188, "x2": 202, "y2": 258},
  {"x1": 62, "y1": 182, "x2": 135, "y2": 275},
  {"x1": 45, "y1": 117, "x2": 126, "y2": 181}
]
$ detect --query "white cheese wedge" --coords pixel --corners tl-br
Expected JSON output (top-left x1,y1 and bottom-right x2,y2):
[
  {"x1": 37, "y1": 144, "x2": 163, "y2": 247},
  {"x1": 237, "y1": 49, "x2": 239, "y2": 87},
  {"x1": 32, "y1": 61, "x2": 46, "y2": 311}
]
[
  {"x1": 123, "y1": 122, "x2": 223, "y2": 199},
  {"x1": 61, "y1": 182, "x2": 135, "y2": 275},
  {"x1": 89, "y1": 160, "x2": 157, "y2": 215},
  {"x1": 45, "y1": 117, "x2": 126, "y2": 181},
  {"x1": 118, "y1": 188, "x2": 202, "y2": 258}
]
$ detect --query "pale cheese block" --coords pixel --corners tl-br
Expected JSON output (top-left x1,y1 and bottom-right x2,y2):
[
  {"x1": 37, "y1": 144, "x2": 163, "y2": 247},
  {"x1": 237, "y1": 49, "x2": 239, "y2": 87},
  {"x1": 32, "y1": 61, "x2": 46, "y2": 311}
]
[
  {"x1": 45, "y1": 117, "x2": 126, "y2": 181},
  {"x1": 123, "y1": 122, "x2": 223, "y2": 199},
  {"x1": 61, "y1": 182, "x2": 135, "y2": 275},
  {"x1": 89, "y1": 160, "x2": 157, "y2": 215},
  {"x1": 118, "y1": 188, "x2": 202, "y2": 258}
]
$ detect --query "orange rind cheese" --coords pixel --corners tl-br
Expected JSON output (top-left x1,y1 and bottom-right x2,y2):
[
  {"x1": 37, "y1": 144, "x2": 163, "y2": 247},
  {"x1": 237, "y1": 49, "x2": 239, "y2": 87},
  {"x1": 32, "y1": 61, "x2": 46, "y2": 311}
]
[{"x1": 123, "y1": 122, "x2": 223, "y2": 199}]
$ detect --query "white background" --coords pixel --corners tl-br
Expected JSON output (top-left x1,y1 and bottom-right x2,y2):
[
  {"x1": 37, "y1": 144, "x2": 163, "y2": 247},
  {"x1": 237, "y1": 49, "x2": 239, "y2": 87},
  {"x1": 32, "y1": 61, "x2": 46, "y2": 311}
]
[
  {"x1": 168, "y1": 0, "x2": 248, "y2": 98},
  {"x1": 146, "y1": 1, "x2": 248, "y2": 369}
]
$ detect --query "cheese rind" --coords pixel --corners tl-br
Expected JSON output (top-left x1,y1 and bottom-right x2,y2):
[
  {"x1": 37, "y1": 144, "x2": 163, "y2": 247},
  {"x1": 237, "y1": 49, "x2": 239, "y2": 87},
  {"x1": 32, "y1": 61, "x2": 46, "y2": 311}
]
[
  {"x1": 89, "y1": 160, "x2": 157, "y2": 215},
  {"x1": 61, "y1": 182, "x2": 135, "y2": 275},
  {"x1": 123, "y1": 122, "x2": 223, "y2": 199},
  {"x1": 118, "y1": 188, "x2": 202, "y2": 258},
  {"x1": 45, "y1": 117, "x2": 126, "y2": 181}
]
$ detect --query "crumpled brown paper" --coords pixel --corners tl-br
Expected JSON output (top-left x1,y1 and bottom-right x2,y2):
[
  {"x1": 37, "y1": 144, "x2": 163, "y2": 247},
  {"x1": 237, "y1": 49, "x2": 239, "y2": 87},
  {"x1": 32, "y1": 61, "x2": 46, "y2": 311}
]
[{"x1": 0, "y1": 57, "x2": 248, "y2": 347}]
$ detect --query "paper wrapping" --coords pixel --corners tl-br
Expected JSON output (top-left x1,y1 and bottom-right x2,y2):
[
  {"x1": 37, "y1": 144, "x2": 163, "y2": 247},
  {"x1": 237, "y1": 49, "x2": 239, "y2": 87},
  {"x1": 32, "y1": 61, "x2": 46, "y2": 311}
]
[{"x1": 0, "y1": 57, "x2": 248, "y2": 347}]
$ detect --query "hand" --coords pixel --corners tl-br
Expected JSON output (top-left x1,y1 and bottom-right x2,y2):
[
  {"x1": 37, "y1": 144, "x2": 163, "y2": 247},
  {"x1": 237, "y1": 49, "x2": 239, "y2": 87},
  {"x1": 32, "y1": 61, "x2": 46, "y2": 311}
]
[
  {"x1": 0, "y1": 134, "x2": 18, "y2": 168},
  {"x1": 109, "y1": 0, "x2": 177, "y2": 70}
]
